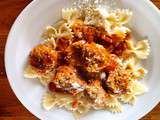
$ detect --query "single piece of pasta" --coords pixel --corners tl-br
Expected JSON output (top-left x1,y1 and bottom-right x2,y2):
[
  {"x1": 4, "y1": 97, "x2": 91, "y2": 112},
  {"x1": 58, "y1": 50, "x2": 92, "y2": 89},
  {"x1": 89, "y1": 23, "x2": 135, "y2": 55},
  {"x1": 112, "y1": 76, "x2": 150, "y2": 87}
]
[
  {"x1": 107, "y1": 9, "x2": 133, "y2": 25},
  {"x1": 132, "y1": 68, "x2": 148, "y2": 80},
  {"x1": 57, "y1": 23, "x2": 73, "y2": 38},
  {"x1": 24, "y1": 65, "x2": 39, "y2": 78},
  {"x1": 104, "y1": 9, "x2": 132, "y2": 34},
  {"x1": 105, "y1": 102, "x2": 123, "y2": 113},
  {"x1": 43, "y1": 26, "x2": 58, "y2": 39},
  {"x1": 133, "y1": 40, "x2": 150, "y2": 59},
  {"x1": 130, "y1": 81, "x2": 148, "y2": 96},
  {"x1": 38, "y1": 72, "x2": 53, "y2": 86},
  {"x1": 112, "y1": 26, "x2": 131, "y2": 37},
  {"x1": 62, "y1": 8, "x2": 79, "y2": 21},
  {"x1": 105, "y1": 95, "x2": 120, "y2": 108},
  {"x1": 123, "y1": 40, "x2": 150, "y2": 60},
  {"x1": 119, "y1": 94, "x2": 136, "y2": 105},
  {"x1": 44, "y1": 37, "x2": 57, "y2": 49},
  {"x1": 42, "y1": 92, "x2": 57, "y2": 110}
]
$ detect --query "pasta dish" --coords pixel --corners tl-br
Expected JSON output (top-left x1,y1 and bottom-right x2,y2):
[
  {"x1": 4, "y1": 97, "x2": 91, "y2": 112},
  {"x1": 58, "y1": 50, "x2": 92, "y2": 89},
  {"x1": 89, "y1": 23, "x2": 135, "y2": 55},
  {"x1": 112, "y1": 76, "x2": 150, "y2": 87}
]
[{"x1": 24, "y1": 2, "x2": 150, "y2": 119}]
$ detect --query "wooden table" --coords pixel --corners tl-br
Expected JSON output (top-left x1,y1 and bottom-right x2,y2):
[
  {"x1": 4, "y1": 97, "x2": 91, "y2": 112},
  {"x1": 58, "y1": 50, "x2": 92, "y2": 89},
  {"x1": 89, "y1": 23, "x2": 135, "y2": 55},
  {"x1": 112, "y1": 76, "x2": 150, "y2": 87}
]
[{"x1": 0, "y1": 0, "x2": 160, "y2": 120}]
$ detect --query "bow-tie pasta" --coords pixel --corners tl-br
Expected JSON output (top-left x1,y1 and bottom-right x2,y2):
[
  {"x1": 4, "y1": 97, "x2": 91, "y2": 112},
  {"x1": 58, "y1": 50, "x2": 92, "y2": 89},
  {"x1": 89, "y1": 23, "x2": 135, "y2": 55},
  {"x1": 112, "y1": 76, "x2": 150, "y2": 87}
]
[{"x1": 24, "y1": 4, "x2": 150, "y2": 119}]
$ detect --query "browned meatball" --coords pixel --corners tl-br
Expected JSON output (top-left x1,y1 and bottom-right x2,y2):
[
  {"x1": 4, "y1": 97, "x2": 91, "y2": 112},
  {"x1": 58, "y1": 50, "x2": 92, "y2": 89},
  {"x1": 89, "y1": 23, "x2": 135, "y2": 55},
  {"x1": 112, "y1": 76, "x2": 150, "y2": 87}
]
[
  {"x1": 102, "y1": 65, "x2": 132, "y2": 94},
  {"x1": 29, "y1": 44, "x2": 57, "y2": 73},
  {"x1": 78, "y1": 42, "x2": 111, "y2": 73},
  {"x1": 65, "y1": 41, "x2": 109, "y2": 72},
  {"x1": 49, "y1": 66, "x2": 86, "y2": 95}
]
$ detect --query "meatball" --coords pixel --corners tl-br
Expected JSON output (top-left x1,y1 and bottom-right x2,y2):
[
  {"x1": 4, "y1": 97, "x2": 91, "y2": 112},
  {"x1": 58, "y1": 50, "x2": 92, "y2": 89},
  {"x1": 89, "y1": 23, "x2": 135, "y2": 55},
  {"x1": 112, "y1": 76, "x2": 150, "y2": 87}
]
[
  {"x1": 49, "y1": 66, "x2": 86, "y2": 95},
  {"x1": 29, "y1": 44, "x2": 57, "y2": 73},
  {"x1": 102, "y1": 65, "x2": 132, "y2": 94},
  {"x1": 79, "y1": 43, "x2": 111, "y2": 73}
]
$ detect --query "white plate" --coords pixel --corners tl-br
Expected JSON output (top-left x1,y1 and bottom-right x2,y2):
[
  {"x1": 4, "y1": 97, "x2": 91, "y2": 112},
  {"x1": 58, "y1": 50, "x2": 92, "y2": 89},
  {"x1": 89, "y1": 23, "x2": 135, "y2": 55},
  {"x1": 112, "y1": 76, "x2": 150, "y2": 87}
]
[{"x1": 5, "y1": 0, "x2": 160, "y2": 120}]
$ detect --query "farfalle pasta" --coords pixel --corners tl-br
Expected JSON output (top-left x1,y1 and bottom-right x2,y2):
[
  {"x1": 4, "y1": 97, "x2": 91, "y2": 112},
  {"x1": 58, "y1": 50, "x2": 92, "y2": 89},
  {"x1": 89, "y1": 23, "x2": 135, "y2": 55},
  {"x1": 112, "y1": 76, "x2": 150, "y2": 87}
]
[
  {"x1": 123, "y1": 40, "x2": 150, "y2": 60},
  {"x1": 62, "y1": 8, "x2": 79, "y2": 21},
  {"x1": 24, "y1": 3, "x2": 150, "y2": 119}
]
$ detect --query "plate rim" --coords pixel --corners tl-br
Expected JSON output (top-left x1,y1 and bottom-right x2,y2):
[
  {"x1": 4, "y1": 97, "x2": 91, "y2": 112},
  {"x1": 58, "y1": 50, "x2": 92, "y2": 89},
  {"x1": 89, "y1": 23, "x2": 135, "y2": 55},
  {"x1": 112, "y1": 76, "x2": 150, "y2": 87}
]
[{"x1": 4, "y1": 0, "x2": 160, "y2": 120}]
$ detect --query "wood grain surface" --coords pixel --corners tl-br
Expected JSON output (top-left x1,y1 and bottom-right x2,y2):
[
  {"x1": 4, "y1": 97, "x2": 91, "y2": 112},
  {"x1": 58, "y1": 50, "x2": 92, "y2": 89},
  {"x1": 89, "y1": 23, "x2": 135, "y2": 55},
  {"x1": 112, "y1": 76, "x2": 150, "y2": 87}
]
[{"x1": 0, "y1": 0, "x2": 160, "y2": 120}]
